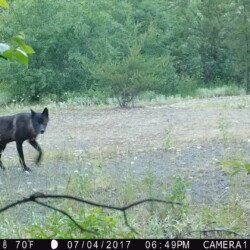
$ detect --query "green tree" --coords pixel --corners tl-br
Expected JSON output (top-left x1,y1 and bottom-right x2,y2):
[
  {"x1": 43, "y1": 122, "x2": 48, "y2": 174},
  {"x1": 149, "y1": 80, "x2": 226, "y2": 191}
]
[
  {"x1": 226, "y1": 0, "x2": 250, "y2": 93},
  {"x1": 82, "y1": 0, "x2": 177, "y2": 106},
  {"x1": 164, "y1": 0, "x2": 201, "y2": 79},
  {"x1": 196, "y1": 0, "x2": 230, "y2": 84},
  {"x1": 88, "y1": 42, "x2": 173, "y2": 108}
]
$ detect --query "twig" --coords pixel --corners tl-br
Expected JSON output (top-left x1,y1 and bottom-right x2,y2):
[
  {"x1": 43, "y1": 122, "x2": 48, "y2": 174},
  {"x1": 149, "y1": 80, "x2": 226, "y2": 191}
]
[
  {"x1": 33, "y1": 200, "x2": 95, "y2": 234},
  {"x1": 188, "y1": 229, "x2": 247, "y2": 238},
  {"x1": 0, "y1": 193, "x2": 182, "y2": 235}
]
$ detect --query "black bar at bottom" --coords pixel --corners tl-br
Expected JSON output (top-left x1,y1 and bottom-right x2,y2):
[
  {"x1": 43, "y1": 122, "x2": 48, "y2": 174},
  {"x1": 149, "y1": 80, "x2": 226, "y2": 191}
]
[{"x1": 0, "y1": 239, "x2": 249, "y2": 250}]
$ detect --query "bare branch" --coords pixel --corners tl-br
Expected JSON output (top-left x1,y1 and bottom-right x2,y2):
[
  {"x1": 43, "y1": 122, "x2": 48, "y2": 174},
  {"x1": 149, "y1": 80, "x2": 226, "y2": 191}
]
[
  {"x1": 188, "y1": 229, "x2": 248, "y2": 238},
  {"x1": 0, "y1": 193, "x2": 182, "y2": 235},
  {"x1": 33, "y1": 200, "x2": 96, "y2": 234}
]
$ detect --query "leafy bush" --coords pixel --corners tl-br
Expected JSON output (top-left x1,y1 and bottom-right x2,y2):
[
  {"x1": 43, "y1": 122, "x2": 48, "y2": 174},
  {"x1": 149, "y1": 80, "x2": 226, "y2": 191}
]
[
  {"x1": 26, "y1": 206, "x2": 134, "y2": 238},
  {"x1": 168, "y1": 176, "x2": 191, "y2": 203},
  {"x1": 89, "y1": 45, "x2": 173, "y2": 108}
]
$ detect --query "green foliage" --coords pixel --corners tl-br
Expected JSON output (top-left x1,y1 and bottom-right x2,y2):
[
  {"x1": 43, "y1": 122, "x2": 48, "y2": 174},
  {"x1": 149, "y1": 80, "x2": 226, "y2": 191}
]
[
  {"x1": 88, "y1": 43, "x2": 173, "y2": 108},
  {"x1": 1, "y1": 0, "x2": 90, "y2": 101},
  {"x1": 26, "y1": 206, "x2": 134, "y2": 238},
  {"x1": 195, "y1": 204, "x2": 246, "y2": 238},
  {"x1": 168, "y1": 176, "x2": 191, "y2": 203},
  {"x1": 197, "y1": 0, "x2": 230, "y2": 83},
  {"x1": 0, "y1": 0, "x2": 34, "y2": 66},
  {"x1": 223, "y1": 157, "x2": 250, "y2": 177},
  {"x1": 0, "y1": 34, "x2": 34, "y2": 66},
  {"x1": 0, "y1": 0, "x2": 9, "y2": 8},
  {"x1": 176, "y1": 77, "x2": 198, "y2": 97},
  {"x1": 0, "y1": 0, "x2": 249, "y2": 104},
  {"x1": 225, "y1": 0, "x2": 250, "y2": 93},
  {"x1": 82, "y1": 0, "x2": 177, "y2": 107}
]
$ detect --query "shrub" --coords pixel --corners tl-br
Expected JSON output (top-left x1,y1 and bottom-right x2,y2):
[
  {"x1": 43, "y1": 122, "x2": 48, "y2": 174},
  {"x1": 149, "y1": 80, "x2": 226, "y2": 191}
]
[{"x1": 26, "y1": 206, "x2": 134, "y2": 238}]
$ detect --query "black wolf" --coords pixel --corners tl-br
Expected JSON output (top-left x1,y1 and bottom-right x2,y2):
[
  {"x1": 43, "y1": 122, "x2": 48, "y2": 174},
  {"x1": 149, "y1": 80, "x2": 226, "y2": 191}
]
[{"x1": 0, "y1": 108, "x2": 49, "y2": 172}]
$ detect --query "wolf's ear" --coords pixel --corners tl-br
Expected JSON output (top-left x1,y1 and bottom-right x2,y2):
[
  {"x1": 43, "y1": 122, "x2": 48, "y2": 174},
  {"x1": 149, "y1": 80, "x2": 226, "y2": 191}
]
[
  {"x1": 31, "y1": 109, "x2": 36, "y2": 118},
  {"x1": 42, "y1": 107, "x2": 49, "y2": 118}
]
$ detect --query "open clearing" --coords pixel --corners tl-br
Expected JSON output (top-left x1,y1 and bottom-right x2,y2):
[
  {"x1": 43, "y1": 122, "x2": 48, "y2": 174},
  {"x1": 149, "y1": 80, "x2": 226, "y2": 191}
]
[{"x1": 0, "y1": 96, "x2": 250, "y2": 236}]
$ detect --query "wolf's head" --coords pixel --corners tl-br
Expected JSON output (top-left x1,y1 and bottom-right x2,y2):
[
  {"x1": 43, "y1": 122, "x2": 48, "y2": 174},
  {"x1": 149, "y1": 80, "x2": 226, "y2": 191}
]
[{"x1": 31, "y1": 108, "x2": 49, "y2": 134}]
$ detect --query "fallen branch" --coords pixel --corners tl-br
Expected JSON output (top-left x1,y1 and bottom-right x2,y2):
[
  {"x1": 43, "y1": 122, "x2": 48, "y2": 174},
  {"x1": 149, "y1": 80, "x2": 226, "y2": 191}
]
[{"x1": 0, "y1": 193, "x2": 181, "y2": 235}]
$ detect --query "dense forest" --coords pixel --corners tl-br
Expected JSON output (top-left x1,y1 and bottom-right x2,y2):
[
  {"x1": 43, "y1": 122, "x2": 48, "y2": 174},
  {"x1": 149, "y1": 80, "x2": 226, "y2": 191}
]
[{"x1": 0, "y1": 0, "x2": 250, "y2": 107}]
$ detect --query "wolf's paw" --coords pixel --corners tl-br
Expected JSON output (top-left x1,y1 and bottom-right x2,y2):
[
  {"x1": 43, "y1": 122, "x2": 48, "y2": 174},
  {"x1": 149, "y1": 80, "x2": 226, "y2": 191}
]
[{"x1": 24, "y1": 167, "x2": 32, "y2": 173}]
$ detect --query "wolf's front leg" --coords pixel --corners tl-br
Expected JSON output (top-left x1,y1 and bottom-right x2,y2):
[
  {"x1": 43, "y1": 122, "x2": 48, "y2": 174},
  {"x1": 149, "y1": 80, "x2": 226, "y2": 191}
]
[
  {"x1": 29, "y1": 139, "x2": 43, "y2": 165},
  {"x1": 16, "y1": 140, "x2": 31, "y2": 172}
]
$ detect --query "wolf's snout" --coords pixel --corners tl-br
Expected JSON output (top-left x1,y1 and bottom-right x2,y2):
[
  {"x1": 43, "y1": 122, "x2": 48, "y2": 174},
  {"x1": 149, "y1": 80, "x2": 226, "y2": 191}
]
[{"x1": 40, "y1": 129, "x2": 45, "y2": 134}]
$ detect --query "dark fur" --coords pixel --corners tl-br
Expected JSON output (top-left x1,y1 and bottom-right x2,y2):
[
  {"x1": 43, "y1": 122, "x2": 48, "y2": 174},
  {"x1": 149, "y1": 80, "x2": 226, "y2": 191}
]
[{"x1": 0, "y1": 108, "x2": 49, "y2": 172}]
